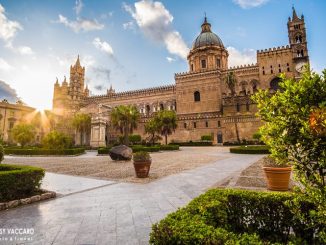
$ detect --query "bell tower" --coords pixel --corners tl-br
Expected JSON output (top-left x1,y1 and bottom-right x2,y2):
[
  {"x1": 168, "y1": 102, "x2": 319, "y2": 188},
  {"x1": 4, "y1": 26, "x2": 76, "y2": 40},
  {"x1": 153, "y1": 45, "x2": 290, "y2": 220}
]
[
  {"x1": 287, "y1": 7, "x2": 309, "y2": 74},
  {"x1": 69, "y1": 55, "x2": 85, "y2": 101}
]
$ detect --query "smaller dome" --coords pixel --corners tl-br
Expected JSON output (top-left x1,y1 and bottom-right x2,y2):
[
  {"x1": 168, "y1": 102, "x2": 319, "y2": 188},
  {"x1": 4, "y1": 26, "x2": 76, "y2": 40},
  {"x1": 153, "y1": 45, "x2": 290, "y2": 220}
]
[{"x1": 192, "y1": 17, "x2": 224, "y2": 49}]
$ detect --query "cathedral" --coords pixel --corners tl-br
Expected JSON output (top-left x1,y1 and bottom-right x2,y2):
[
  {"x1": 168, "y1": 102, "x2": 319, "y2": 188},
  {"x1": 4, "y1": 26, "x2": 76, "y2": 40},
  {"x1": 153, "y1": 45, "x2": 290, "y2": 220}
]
[{"x1": 53, "y1": 8, "x2": 309, "y2": 147}]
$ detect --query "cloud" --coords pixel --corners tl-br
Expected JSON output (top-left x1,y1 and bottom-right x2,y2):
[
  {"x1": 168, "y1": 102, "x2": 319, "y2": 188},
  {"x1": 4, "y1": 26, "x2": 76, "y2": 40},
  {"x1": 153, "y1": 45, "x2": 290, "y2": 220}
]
[
  {"x1": 123, "y1": 21, "x2": 134, "y2": 30},
  {"x1": 233, "y1": 0, "x2": 269, "y2": 9},
  {"x1": 166, "y1": 56, "x2": 175, "y2": 63},
  {"x1": 0, "y1": 80, "x2": 20, "y2": 102},
  {"x1": 0, "y1": 58, "x2": 13, "y2": 71},
  {"x1": 0, "y1": 4, "x2": 23, "y2": 43},
  {"x1": 74, "y1": 0, "x2": 84, "y2": 16},
  {"x1": 56, "y1": 14, "x2": 104, "y2": 33},
  {"x1": 227, "y1": 46, "x2": 256, "y2": 67},
  {"x1": 93, "y1": 37, "x2": 114, "y2": 55},
  {"x1": 123, "y1": 0, "x2": 189, "y2": 59}
]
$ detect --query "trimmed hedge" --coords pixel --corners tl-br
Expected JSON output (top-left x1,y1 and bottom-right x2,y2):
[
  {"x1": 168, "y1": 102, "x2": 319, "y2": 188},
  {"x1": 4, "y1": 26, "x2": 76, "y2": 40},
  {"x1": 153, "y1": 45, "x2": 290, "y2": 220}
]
[
  {"x1": 4, "y1": 148, "x2": 85, "y2": 155},
  {"x1": 132, "y1": 145, "x2": 160, "y2": 152},
  {"x1": 160, "y1": 145, "x2": 179, "y2": 151},
  {"x1": 230, "y1": 145, "x2": 270, "y2": 154},
  {"x1": 98, "y1": 147, "x2": 111, "y2": 155},
  {"x1": 170, "y1": 141, "x2": 213, "y2": 146},
  {"x1": 150, "y1": 189, "x2": 320, "y2": 244},
  {"x1": 0, "y1": 164, "x2": 45, "y2": 202},
  {"x1": 201, "y1": 135, "x2": 213, "y2": 141}
]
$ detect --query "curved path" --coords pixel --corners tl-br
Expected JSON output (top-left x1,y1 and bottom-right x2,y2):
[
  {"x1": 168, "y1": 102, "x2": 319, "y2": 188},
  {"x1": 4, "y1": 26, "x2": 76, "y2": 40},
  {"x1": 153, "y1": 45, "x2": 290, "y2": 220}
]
[{"x1": 0, "y1": 151, "x2": 264, "y2": 245}]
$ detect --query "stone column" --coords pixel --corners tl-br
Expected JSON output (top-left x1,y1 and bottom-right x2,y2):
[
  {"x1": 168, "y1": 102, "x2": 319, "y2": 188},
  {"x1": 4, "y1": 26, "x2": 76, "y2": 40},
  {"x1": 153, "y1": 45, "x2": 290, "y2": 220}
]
[{"x1": 90, "y1": 117, "x2": 107, "y2": 147}]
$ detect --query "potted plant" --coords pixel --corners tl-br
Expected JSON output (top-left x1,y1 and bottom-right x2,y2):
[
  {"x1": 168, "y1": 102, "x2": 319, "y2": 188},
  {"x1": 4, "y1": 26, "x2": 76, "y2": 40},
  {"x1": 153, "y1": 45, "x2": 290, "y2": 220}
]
[
  {"x1": 133, "y1": 151, "x2": 151, "y2": 178},
  {"x1": 262, "y1": 156, "x2": 292, "y2": 191}
]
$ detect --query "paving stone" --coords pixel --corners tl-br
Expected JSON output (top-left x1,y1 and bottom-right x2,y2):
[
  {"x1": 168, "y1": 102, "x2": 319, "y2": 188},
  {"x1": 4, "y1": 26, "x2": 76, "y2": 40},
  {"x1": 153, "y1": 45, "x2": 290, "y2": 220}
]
[{"x1": 0, "y1": 151, "x2": 264, "y2": 244}]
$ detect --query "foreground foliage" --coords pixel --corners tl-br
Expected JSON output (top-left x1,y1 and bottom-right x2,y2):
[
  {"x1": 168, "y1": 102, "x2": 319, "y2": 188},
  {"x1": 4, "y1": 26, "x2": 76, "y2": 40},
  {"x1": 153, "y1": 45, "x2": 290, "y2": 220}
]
[
  {"x1": 252, "y1": 69, "x2": 326, "y2": 241},
  {"x1": 150, "y1": 188, "x2": 322, "y2": 244},
  {"x1": 0, "y1": 164, "x2": 44, "y2": 202}
]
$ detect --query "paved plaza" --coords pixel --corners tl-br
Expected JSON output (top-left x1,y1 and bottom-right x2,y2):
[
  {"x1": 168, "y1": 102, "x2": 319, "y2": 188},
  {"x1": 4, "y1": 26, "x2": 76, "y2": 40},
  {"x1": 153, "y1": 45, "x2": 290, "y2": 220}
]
[{"x1": 0, "y1": 148, "x2": 265, "y2": 244}]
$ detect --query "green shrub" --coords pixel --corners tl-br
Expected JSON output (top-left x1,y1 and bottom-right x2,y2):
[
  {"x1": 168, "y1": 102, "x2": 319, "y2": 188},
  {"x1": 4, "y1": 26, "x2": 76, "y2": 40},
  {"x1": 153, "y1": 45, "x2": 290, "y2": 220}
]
[
  {"x1": 4, "y1": 148, "x2": 85, "y2": 155},
  {"x1": 98, "y1": 147, "x2": 112, "y2": 155},
  {"x1": 170, "y1": 141, "x2": 213, "y2": 146},
  {"x1": 150, "y1": 189, "x2": 319, "y2": 244},
  {"x1": 132, "y1": 145, "x2": 160, "y2": 152},
  {"x1": 160, "y1": 145, "x2": 179, "y2": 151},
  {"x1": 230, "y1": 145, "x2": 270, "y2": 154},
  {"x1": 0, "y1": 164, "x2": 45, "y2": 202},
  {"x1": 0, "y1": 144, "x2": 4, "y2": 163},
  {"x1": 42, "y1": 131, "x2": 72, "y2": 149},
  {"x1": 201, "y1": 135, "x2": 213, "y2": 141},
  {"x1": 129, "y1": 134, "x2": 142, "y2": 144},
  {"x1": 133, "y1": 151, "x2": 151, "y2": 162}
]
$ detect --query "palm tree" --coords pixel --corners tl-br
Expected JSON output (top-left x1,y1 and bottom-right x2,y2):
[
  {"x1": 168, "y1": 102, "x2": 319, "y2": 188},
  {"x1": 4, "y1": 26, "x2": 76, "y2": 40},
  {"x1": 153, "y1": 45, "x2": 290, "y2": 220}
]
[
  {"x1": 225, "y1": 72, "x2": 240, "y2": 142},
  {"x1": 111, "y1": 105, "x2": 140, "y2": 146},
  {"x1": 72, "y1": 113, "x2": 91, "y2": 146},
  {"x1": 156, "y1": 110, "x2": 177, "y2": 145}
]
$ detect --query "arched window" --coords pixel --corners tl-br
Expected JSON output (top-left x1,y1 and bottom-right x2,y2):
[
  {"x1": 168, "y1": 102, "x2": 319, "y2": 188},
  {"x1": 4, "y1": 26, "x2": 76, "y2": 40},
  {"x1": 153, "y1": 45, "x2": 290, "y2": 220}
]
[
  {"x1": 146, "y1": 105, "x2": 150, "y2": 115},
  {"x1": 160, "y1": 103, "x2": 164, "y2": 110},
  {"x1": 270, "y1": 77, "x2": 281, "y2": 91},
  {"x1": 201, "y1": 59, "x2": 206, "y2": 69},
  {"x1": 236, "y1": 103, "x2": 240, "y2": 112},
  {"x1": 194, "y1": 91, "x2": 200, "y2": 102}
]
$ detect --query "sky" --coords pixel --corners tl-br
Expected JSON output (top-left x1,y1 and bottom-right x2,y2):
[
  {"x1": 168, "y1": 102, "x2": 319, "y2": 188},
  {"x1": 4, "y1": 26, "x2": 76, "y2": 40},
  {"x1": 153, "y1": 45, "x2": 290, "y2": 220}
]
[{"x1": 0, "y1": 0, "x2": 325, "y2": 110}]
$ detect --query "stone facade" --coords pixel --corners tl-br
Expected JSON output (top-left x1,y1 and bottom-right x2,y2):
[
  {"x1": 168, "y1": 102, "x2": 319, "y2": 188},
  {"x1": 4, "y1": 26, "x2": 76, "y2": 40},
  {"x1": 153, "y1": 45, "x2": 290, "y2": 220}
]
[
  {"x1": 0, "y1": 100, "x2": 38, "y2": 143},
  {"x1": 52, "y1": 8, "x2": 309, "y2": 146}
]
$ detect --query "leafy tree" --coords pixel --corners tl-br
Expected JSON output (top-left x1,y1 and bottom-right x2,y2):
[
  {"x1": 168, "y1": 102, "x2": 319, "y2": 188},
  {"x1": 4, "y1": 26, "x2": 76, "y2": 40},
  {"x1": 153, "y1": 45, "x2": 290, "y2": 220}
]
[
  {"x1": 252, "y1": 69, "x2": 326, "y2": 242},
  {"x1": 11, "y1": 123, "x2": 35, "y2": 147},
  {"x1": 72, "y1": 113, "x2": 91, "y2": 146},
  {"x1": 42, "y1": 130, "x2": 72, "y2": 149},
  {"x1": 155, "y1": 110, "x2": 177, "y2": 145},
  {"x1": 111, "y1": 105, "x2": 140, "y2": 146},
  {"x1": 144, "y1": 118, "x2": 161, "y2": 145}
]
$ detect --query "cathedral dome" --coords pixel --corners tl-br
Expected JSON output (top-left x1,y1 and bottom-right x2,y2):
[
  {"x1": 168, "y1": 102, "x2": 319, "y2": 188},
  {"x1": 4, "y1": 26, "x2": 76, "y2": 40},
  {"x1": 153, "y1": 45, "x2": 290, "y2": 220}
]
[{"x1": 192, "y1": 17, "x2": 224, "y2": 49}]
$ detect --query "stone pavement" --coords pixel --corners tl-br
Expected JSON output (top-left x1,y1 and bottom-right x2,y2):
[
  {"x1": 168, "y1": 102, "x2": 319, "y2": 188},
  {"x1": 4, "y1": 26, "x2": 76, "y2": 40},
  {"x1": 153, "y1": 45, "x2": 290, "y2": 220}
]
[
  {"x1": 0, "y1": 152, "x2": 265, "y2": 245},
  {"x1": 42, "y1": 173, "x2": 115, "y2": 196}
]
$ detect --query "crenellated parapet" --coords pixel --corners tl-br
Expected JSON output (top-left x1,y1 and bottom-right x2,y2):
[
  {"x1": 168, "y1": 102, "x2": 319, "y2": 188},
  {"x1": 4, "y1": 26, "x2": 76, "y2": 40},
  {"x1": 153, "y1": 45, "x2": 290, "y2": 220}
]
[{"x1": 257, "y1": 45, "x2": 291, "y2": 56}]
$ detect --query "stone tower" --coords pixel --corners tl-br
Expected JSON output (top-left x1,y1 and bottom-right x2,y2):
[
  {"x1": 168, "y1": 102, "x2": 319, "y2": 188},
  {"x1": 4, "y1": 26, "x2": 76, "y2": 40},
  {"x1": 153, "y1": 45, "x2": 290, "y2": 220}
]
[
  {"x1": 52, "y1": 56, "x2": 89, "y2": 115},
  {"x1": 287, "y1": 7, "x2": 309, "y2": 76}
]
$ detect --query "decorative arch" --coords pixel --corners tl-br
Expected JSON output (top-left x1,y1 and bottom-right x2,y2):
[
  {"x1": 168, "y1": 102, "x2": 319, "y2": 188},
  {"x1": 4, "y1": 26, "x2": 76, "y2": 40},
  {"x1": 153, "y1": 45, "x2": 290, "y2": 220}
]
[
  {"x1": 250, "y1": 79, "x2": 259, "y2": 92},
  {"x1": 194, "y1": 91, "x2": 201, "y2": 102}
]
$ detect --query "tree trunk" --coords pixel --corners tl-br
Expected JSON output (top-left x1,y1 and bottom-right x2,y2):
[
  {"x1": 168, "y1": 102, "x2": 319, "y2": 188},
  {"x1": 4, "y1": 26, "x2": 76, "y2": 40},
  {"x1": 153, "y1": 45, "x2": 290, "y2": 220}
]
[
  {"x1": 151, "y1": 133, "x2": 155, "y2": 145},
  {"x1": 124, "y1": 126, "x2": 129, "y2": 146},
  {"x1": 80, "y1": 130, "x2": 83, "y2": 146},
  {"x1": 165, "y1": 132, "x2": 168, "y2": 145}
]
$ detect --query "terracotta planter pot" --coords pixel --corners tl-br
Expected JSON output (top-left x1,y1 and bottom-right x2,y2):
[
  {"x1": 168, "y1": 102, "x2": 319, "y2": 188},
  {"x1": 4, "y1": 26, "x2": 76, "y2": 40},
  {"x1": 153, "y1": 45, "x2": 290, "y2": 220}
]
[
  {"x1": 263, "y1": 167, "x2": 292, "y2": 191},
  {"x1": 133, "y1": 160, "x2": 151, "y2": 178}
]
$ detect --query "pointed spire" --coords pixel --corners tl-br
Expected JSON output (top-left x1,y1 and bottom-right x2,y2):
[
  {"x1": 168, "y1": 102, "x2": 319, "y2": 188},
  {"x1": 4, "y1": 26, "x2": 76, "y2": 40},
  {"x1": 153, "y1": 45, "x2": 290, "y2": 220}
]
[
  {"x1": 292, "y1": 6, "x2": 300, "y2": 21},
  {"x1": 62, "y1": 76, "x2": 67, "y2": 86},
  {"x1": 75, "y1": 55, "x2": 81, "y2": 67},
  {"x1": 55, "y1": 77, "x2": 59, "y2": 85}
]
